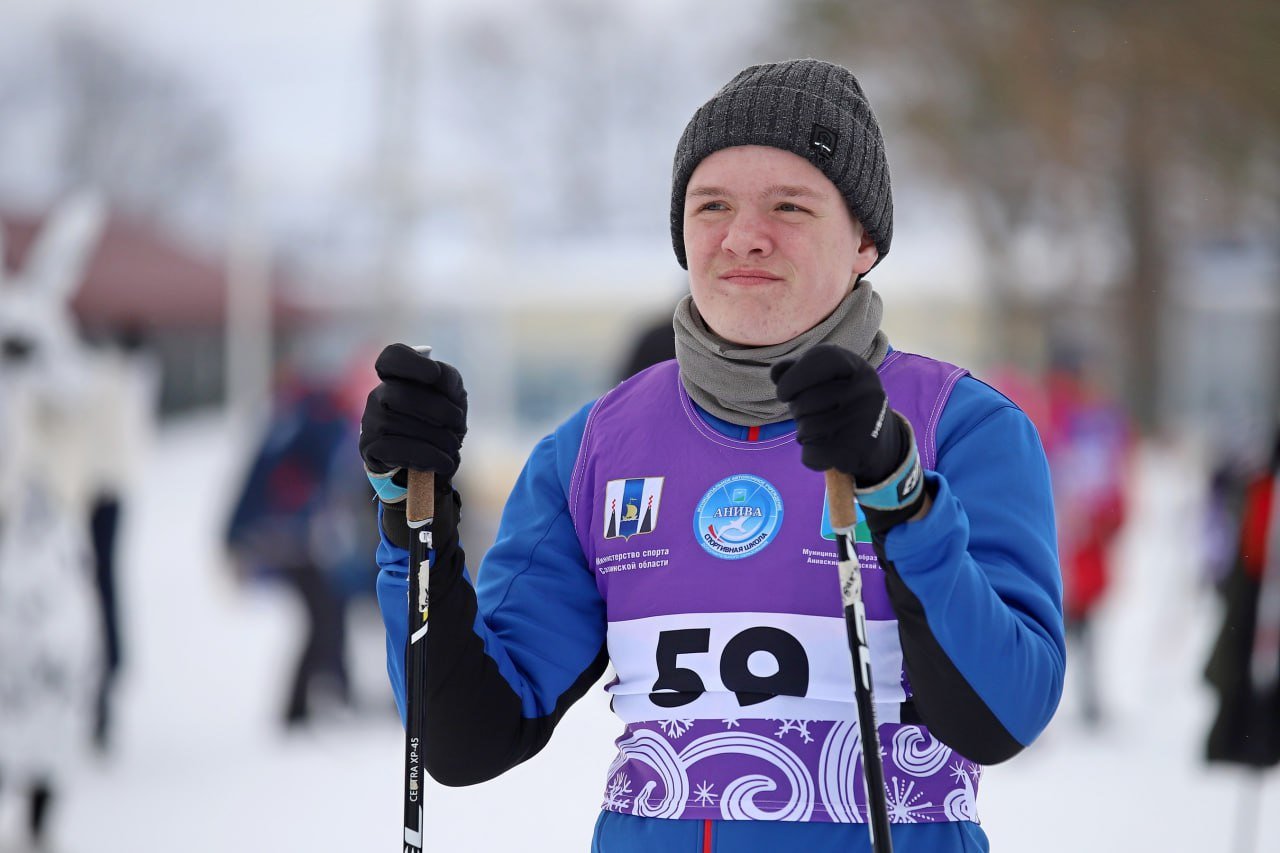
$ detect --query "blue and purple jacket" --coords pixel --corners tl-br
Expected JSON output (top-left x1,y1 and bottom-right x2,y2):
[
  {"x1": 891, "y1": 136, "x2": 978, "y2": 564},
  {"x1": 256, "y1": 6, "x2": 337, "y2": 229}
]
[{"x1": 376, "y1": 352, "x2": 1064, "y2": 853}]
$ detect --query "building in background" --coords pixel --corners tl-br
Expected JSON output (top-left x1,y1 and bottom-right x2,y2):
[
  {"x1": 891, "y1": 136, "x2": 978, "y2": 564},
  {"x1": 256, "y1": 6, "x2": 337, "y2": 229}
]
[{"x1": 1, "y1": 207, "x2": 301, "y2": 415}]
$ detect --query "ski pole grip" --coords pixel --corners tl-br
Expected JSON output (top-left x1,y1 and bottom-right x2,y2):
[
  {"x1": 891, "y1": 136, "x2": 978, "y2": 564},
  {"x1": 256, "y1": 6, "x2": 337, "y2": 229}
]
[
  {"x1": 402, "y1": 345, "x2": 437, "y2": 527},
  {"x1": 825, "y1": 469, "x2": 857, "y2": 530},
  {"x1": 406, "y1": 470, "x2": 435, "y2": 526}
]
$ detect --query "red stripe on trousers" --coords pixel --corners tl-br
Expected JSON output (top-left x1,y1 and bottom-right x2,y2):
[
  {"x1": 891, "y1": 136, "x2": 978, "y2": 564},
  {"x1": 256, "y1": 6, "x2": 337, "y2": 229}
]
[{"x1": 702, "y1": 819, "x2": 713, "y2": 852}]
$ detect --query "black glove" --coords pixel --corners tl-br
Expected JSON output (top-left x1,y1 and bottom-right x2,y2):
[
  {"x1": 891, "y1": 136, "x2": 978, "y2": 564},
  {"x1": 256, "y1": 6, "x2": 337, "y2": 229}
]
[
  {"x1": 360, "y1": 343, "x2": 468, "y2": 480},
  {"x1": 771, "y1": 345, "x2": 925, "y2": 524},
  {"x1": 771, "y1": 345, "x2": 906, "y2": 482}
]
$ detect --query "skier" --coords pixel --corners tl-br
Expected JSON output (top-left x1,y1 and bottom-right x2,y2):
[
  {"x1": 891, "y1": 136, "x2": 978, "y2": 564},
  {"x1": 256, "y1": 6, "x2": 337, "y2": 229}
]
[
  {"x1": 1041, "y1": 356, "x2": 1131, "y2": 728},
  {"x1": 995, "y1": 350, "x2": 1131, "y2": 728},
  {"x1": 1204, "y1": 424, "x2": 1280, "y2": 853},
  {"x1": 1206, "y1": 425, "x2": 1280, "y2": 767},
  {"x1": 226, "y1": 349, "x2": 379, "y2": 728},
  {"x1": 362, "y1": 59, "x2": 1065, "y2": 851}
]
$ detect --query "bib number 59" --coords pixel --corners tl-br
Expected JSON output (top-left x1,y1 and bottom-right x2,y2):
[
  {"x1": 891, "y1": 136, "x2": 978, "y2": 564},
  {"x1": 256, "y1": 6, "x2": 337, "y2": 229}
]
[{"x1": 649, "y1": 626, "x2": 809, "y2": 708}]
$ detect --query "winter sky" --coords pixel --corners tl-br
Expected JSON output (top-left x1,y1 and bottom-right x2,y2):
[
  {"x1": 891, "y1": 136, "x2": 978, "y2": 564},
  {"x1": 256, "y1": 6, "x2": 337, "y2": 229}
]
[
  {"x1": 7, "y1": 0, "x2": 413, "y2": 187},
  {"x1": 1, "y1": 0, "x2": 987, "y2": 297},
  {"x1": 3, "y1": 0, "x2": 760, "y2": 187}
]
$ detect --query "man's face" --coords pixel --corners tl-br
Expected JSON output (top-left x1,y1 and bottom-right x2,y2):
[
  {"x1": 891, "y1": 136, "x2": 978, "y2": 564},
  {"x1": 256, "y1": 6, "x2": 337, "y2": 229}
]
[{"x1": 683, "y1": 145, "x2": 878, "y2": 346}]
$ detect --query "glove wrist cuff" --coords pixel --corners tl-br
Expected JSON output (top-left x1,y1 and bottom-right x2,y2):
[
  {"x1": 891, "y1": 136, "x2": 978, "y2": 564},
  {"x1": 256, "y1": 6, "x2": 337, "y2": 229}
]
[
  {"x1": 366, "y1": 466, "x2": 408, "y2": 504},
  {"x1": 854, "y1": 416, "x2": 923, "y2": 511}
]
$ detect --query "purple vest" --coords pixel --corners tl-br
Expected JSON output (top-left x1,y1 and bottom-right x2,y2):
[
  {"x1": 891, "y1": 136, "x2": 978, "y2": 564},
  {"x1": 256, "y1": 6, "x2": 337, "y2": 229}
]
[{"x1": 568, "y1": 351, "x2": 980, "y2": 824}]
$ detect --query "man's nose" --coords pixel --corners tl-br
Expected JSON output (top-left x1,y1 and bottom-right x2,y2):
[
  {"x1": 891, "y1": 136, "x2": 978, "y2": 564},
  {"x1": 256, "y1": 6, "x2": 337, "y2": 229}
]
[{"x1": 721, "y1": 211, "x2": 773, "y2": 257}]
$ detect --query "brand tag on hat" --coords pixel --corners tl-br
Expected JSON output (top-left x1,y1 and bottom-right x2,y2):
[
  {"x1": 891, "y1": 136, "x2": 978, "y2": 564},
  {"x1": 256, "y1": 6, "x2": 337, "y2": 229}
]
[{"x1": 809, "y1": 124, "x2": 838, "y2": 158}]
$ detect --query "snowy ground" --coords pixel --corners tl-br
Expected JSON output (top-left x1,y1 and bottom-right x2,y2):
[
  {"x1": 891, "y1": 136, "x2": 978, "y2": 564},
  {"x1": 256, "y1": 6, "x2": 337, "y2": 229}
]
[{"x1": 4, "y1": 414, "x2": 1278, "y2": 852}]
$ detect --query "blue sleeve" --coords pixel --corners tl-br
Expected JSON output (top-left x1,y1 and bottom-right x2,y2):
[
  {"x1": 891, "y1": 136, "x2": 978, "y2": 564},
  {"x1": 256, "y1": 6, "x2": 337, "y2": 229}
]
[
  {"x1": 881, "y1": 376, "x2": 1065, "y2": 762},
  {"x1": 375, "y1": 401, "x2": 609, "y2": 785}
]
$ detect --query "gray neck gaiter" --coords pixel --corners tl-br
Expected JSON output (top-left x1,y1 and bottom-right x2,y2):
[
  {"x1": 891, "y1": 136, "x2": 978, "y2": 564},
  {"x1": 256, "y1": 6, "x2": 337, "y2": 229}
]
[{"x1": 673, "y1": 280, "x2": 889, "y2": 426}]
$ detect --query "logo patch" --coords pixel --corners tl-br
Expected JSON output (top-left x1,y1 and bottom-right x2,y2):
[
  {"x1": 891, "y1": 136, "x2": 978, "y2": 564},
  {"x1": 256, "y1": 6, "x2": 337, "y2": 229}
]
[
  {"x1": 809, "y1": 123, "x2": 838, "y2": 159},
  {"x1": 898, "y1": 457, "x2": 922, "y2": 502},
  {"x1": 694, "y1": 475, "x2": 784, "y2": 560},
  {"x1": 603, "y1": 477, "x2": 664, "y2": 540},
  {"x1": 820, "y1": 493, "x2": 872, "y2": 544}
]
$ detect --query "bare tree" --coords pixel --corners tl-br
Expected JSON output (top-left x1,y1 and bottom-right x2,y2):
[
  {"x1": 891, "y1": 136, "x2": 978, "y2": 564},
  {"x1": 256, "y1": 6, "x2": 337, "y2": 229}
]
[{"x1": 52, "y1": 22, "x2": 231, "y2": 240}]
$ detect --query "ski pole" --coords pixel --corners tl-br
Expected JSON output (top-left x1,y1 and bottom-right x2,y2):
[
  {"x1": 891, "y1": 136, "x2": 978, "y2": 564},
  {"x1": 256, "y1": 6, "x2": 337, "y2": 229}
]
[
  {"x1": 402, "y1": 467, "x2": 434, "y2": 853},
  {"x1": 825, "y1": 469, "x2": 893, "y2": 853}
]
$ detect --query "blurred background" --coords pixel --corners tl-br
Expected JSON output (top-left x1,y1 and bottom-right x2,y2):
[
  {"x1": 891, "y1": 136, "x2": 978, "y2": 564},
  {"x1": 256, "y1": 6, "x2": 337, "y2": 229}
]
[{"x1": 0, "y1": 0, "x2": 1278, "y2": 850}]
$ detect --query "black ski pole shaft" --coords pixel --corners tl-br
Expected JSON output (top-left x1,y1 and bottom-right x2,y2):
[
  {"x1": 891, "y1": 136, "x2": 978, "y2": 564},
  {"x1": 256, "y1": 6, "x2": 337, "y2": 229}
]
[
  {"x1": 402, "y1": 468, "x2": 434, "y2": 853},
  {"x1": 826, "y1": 470, "x2": 894, "y2": 853}
]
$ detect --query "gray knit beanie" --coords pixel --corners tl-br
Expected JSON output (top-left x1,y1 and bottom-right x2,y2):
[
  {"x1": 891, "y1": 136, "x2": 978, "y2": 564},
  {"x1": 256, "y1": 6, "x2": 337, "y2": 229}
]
[{"x1": 671, "y1": 59, "x2": 892, "y2": 269}]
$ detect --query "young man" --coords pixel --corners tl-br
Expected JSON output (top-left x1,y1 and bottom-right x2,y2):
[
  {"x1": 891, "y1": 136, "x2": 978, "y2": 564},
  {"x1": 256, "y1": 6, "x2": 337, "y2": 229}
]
[{"x1": 361, "y1": 59, "x2": 1064, "y2": 852}]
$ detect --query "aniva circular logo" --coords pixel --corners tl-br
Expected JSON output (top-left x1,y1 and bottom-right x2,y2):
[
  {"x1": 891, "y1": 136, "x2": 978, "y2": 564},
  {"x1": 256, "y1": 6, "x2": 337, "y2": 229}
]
[{"x1": 693, "y1": 474, "x2": 784, "y2": 560}]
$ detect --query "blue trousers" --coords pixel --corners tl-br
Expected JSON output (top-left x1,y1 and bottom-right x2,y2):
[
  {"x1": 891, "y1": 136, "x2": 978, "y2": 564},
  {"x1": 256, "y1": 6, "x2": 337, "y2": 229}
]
[{"x1": 592, "y1": 811, "x2": 990, "y2": 853}]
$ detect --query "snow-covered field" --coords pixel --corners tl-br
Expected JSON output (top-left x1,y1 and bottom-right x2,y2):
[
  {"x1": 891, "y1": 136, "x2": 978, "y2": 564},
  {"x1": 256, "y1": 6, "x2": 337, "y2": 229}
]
[{"x1": 7, "y1": 414, "x2": 1278, "y2": 852}]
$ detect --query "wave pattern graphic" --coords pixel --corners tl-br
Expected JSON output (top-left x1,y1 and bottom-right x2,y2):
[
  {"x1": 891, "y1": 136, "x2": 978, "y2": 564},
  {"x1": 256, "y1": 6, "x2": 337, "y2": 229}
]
[{"x1": 602, "y1": 719, "x2": 983, "y2": 825}]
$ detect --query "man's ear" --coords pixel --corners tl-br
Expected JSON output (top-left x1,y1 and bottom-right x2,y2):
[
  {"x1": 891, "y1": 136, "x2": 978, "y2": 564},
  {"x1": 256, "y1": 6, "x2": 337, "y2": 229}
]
[{"x1": 852, "y1": 225, "x2": 879, "y2": 276}]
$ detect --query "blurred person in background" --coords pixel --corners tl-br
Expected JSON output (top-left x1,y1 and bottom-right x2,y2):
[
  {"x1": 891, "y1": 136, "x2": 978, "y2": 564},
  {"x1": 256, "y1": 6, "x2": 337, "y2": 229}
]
[
  {"x1": 617, "y1": 314, "x2": 677, "y2": 382},
  {"x1": 82, "y1": 326, "x2": 161, "y2": 753},
  {"x1": 361, "y1": 59, "x2": 1064, "y2": 851},
  {"x1": 616, "y1": 283, "x2": 680, "y2": 383},
  {"x1": 0, "y1": 196, "x2": 107, "y2": 850},
  {"x1": 1202, "y1": 423, "x2": 1275, "y2": 590},
  {"x1": 991, "y1": 347, "x2": 1132, "y2": 729},
  {"x1": 1205, "y1": 422, "x2": 1280, "y2": 853},
  {"x1": 224, "y1": 339, "x2": 379, "y2": 729},
  {"x1": 1041, "y1": 349, "x2": 1132, "y2": 728},
  {"x1": 1205, "y1": 423, "x2": 1280, "y2": 768}
]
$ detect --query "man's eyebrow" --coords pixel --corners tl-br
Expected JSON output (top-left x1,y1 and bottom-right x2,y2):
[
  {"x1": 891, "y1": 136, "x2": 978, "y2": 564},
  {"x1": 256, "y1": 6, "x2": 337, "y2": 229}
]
[{"x1": 762, "y1": 184, "x2": 824, "y2": 200}]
